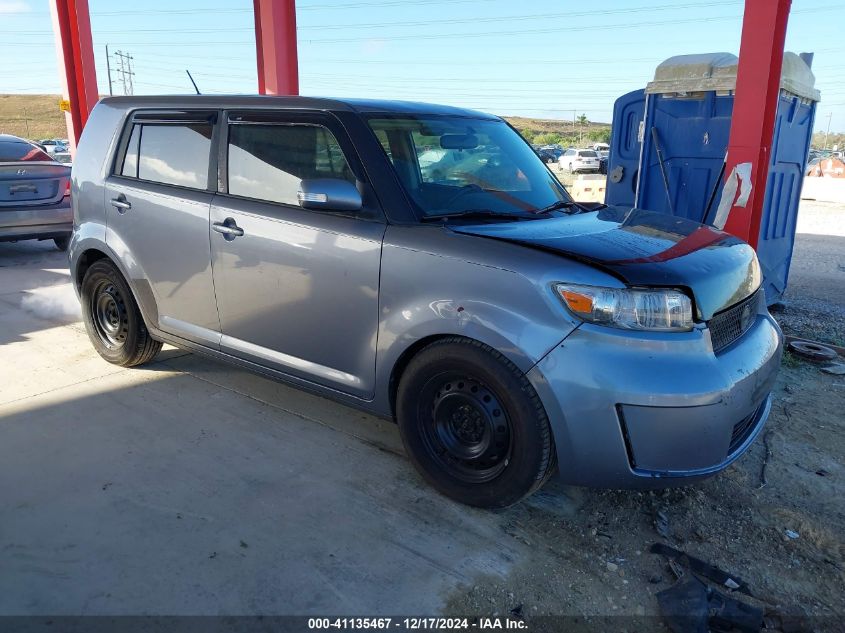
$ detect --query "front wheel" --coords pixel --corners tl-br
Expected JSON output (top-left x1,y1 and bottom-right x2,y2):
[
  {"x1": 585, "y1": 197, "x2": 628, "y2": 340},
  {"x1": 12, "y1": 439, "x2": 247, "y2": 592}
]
[
  {"x1": 80, "y1": 260, "x2": 162, "y2": 367},
  {"x1": 396, "y1": 338, "x2": 555, "y2": 508}
]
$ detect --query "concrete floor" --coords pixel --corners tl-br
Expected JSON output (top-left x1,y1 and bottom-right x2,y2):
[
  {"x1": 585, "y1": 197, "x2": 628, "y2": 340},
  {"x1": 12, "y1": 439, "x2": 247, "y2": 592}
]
[{"x1": 0, "y1": 240, "x2": 578, "y2": 616}]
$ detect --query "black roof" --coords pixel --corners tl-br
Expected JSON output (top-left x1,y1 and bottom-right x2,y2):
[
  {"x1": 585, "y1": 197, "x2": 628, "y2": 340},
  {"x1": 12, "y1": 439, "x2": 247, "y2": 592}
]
[{"x1": 99, "y1": 94, "x2": 499, "y2": 120}]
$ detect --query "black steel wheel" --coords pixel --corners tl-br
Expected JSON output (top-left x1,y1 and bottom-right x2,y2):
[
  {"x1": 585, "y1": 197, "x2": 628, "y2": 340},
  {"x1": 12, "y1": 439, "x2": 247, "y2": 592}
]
[
  {"x1": 397, "y1": 337, "x2": 556, "y2": 508},
  {"x1": 419, "y1": 374, "x2": 512, "y2": 484},
  {"x1": 80, "y1": 259, "x2": 162, "y2": 367},
  {"x1": 91, "y1": 281, "x2": 130, "y2": 349}
]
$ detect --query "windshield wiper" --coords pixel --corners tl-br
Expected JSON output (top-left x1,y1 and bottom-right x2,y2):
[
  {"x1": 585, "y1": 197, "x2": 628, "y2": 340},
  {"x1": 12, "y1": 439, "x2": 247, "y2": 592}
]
[
  {"x1": 535, "y1": 200, "x2": 608, "y2": 214},
  {"x1": 420, "y1": 209, "x2": 539, "y2": 223}
]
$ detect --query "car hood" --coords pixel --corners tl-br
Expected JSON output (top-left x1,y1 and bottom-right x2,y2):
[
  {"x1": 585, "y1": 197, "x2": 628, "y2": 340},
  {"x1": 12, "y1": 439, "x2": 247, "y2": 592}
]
[{"x1": 450, "y1": 206, "x2": 762, "y2": 320}]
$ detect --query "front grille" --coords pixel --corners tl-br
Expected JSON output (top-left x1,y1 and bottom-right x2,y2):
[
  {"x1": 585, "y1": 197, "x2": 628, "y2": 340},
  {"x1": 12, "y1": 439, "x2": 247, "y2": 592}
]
[
  {"x1": 708, "y1": 288, "x2": 763, "y2": 353},
  {"x1": 728, "y1": 404, "x2": 762, "y2": 454}
]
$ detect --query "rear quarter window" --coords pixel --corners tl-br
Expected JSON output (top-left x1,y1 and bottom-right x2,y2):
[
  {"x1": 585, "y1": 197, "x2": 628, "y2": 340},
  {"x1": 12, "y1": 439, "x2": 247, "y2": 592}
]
[{"x1": 0, "y1": 139, "x2": 52, "y2": 162}]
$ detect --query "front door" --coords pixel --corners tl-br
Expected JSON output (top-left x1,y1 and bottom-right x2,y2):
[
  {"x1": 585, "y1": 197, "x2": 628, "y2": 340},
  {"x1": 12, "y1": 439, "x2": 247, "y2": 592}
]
[
  {"x1": 105, "y1": 111, "x2": 220, "y2": 345},
  {"x1": 209, "y1": 111, "x2": 384, "y2": 398}
]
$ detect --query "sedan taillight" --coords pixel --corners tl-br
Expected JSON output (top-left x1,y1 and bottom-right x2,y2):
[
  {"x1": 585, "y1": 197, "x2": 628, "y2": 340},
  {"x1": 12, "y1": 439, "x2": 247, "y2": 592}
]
[{"x1": 64, "y1": 180, "x2": 71, "y2": 198}]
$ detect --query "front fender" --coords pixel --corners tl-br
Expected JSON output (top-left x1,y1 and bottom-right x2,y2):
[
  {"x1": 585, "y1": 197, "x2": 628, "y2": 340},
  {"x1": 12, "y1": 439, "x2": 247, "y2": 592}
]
[{"x1": 373, "y1": 235, "x2": 579, "y2": 416}]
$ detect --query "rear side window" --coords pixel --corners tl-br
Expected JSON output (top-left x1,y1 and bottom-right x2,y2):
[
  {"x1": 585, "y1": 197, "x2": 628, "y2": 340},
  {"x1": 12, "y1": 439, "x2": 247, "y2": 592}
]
[
  {"x1": 138, "y1": 124, "x2": 212, "y2": 189},
  {"x1": 227, "y1": 123, "x2": 355, "y2": 206},
  {"x1": 0, "y1": 139, "x2": 52, "y2": 162},
  {"x1": 121, "y1": 125, "x2": 141, "y2": 177}
]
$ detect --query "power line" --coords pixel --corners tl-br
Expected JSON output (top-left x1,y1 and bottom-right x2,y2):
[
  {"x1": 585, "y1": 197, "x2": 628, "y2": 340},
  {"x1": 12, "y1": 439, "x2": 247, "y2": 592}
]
[{"x1": 3, "y1": 2, "x2": 828, "y2": 45}]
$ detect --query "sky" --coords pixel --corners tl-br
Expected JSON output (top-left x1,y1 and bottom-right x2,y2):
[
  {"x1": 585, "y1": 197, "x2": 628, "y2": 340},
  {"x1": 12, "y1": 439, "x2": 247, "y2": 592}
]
[{"x1": 0, "y1": 0, "x2": 843, "y2": 133}]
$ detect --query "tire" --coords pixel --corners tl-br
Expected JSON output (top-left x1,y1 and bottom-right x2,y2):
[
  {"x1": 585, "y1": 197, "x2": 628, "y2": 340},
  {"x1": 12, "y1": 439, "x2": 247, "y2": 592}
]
[
  {"x1": 396, "y1": 337, "x2": 556, "y2": 508},
  {"x1": 53, "y1": 236, "x2": 70, "y2": 251},
  {"x1": 80, "y1": 259, "x2": 162, "y2": 367},
  {"x1": 568, "y1": 162, "x2": 574, "y2": 174}
]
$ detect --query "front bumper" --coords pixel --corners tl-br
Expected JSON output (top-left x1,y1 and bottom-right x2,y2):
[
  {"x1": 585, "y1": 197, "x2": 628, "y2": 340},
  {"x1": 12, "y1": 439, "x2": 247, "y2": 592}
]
[
  {"x1": 0, "y1": 199, "x2": 72, "y2": 242},
  {"x1": 528, "y1": 310, "x2": 783, "y2": 488}
]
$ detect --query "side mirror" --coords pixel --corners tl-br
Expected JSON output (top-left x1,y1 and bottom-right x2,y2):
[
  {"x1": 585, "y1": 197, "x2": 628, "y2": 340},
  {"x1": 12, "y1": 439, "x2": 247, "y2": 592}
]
[{"x1": 297, "y1": 178, "x2": 362, "y2": 212}]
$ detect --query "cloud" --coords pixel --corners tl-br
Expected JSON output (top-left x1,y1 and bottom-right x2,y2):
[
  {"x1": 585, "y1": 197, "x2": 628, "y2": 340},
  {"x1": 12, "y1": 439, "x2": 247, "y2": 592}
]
[{"x1": 0, "y1": 1, "x2": 31, "y2": 14}]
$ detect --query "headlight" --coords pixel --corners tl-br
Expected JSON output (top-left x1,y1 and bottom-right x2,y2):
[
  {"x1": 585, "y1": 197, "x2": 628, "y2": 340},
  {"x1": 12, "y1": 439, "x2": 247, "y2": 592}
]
[{"x1": 555, "y1": 283, "x2": 693, "y2": 332}]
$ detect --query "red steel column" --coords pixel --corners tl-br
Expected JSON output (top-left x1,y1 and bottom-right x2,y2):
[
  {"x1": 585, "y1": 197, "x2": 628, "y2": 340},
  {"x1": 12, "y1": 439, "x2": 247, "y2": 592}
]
[
  {"x1": 49, "y1": 0, "x2": 98, "y2": 154},
  {"x1": 722, "y1": 0, "x2": 791, "y2": 248},
  {"x1": 254, "y1": 0, "x2": 299, "y2": 95}
]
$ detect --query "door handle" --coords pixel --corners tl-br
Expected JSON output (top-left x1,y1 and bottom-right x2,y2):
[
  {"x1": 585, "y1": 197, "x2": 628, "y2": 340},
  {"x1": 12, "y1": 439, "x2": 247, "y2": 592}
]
[
  {"x1": 212, "y1": 219, "x2": 244, "y2": 239},
  {"x1": 110, "y1": 195, "x2": 131, "y2": 213}
]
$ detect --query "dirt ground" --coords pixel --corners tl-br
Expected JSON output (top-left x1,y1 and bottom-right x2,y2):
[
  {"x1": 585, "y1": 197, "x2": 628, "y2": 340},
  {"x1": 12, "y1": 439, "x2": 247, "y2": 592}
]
[
  {"x1": 445, "y1": 360, "x2": 844, "y2": 630},
  {"x1": 444, "y1": 202, "x2": 845, "y2": 631}
]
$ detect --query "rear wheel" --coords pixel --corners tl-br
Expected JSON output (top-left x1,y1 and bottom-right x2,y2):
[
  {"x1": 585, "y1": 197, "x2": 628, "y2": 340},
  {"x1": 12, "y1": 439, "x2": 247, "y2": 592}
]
[
  {"x1": 53, "y1": 236, "x2": 70, "y2": 251},
  {"x1": 80, "y1": 260, "x2": 162, "y2": 367},
  {"x1": 397, "y1": 338, "x2": 555, "y2": 508}
]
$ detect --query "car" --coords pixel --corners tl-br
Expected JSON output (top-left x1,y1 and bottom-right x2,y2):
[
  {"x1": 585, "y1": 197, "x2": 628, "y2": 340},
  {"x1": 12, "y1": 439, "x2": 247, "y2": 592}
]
[
  {"x1": 536, "y1": 148, "x2": 558, "y2": 163},
  {"x1": 592, "y1": 142, "x2": 610, "y2": 159},
  {"x1": 70, "y1": 95, "x2": 782, "y2": 508},
  {"x1": 37, "y1": 139, "x2": 68, "y2": 154},
  {"x1": 53, "y1": 151, "x2": 73, "y2": 166},
  {"x1": 537, "y1": 145, "x2": 563, "y2": 163},
  {"x1": 558, "y1": 148, "x2": 601, "y2": 173},
  {"x1": 0, "y1": 134, "x2": 72, "y2": 251}
]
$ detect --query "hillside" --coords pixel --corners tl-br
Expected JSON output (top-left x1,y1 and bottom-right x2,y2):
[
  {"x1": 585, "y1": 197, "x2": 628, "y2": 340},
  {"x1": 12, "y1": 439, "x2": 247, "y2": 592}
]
[
  {"x1": 504, "y1": 115, "x2": 612, "y2": 146},
  {"x1": 1, "y1": 94, "x2": 611, "y2": 146},
  {"x1": 0, "y1": 94, "x2": 68, "y2": 140}
]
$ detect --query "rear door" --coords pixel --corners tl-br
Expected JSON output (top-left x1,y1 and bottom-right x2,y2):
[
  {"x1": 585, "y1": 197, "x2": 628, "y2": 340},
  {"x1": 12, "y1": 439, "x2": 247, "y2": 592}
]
[
  {"x1": 104, "y1": 111, "x2": 221, "y2": 345},
  {"x1": 209, "y1": 111, "x2": 385, "y2": 398}
]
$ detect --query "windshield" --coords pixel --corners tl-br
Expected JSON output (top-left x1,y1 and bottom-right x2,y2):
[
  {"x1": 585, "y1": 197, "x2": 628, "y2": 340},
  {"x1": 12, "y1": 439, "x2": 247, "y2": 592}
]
[{"x1": 368, "y1": 115, "x2": 571, "y2": 217}]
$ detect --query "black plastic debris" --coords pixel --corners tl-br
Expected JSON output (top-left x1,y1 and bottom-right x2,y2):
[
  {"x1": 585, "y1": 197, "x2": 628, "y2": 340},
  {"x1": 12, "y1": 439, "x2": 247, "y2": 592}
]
[
  {"x1": 657, "y1": 576, "x2": 763, "y2": 633},
  {"x1": 656, "y1": 577, "x2": 709, "y2": 633},
  {"x1": 650, "y1": 543, "x2": 753, "y2": 596}
]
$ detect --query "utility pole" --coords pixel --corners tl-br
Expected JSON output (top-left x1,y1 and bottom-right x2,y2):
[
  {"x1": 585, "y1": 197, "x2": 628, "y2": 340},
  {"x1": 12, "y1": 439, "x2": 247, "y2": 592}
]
[
  {"x1": 105, "y1": 44, "x2": 113, "y2": 96},
  {"x1": 113, "y1": 50, "x2": 134, "y2": 96},
  {"x1": 823, "y1": 112, "x2": 832, "y2": 149}
]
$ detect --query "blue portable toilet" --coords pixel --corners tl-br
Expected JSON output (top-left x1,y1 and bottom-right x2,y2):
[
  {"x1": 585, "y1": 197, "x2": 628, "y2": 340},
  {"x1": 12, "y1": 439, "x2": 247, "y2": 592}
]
[{"x1": 605, "y1": 52, "x2": 820, "y2": 304}]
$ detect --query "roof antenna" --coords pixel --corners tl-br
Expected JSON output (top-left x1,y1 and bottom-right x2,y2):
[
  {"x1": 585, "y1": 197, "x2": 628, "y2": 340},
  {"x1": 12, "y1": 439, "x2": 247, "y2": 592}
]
[{"x1": 186, "y1": 70, "x2": 201, "y2": 95}]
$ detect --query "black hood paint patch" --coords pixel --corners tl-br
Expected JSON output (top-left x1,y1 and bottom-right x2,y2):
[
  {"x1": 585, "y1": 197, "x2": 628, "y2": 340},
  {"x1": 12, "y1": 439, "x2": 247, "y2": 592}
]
[{"x1": 450, "y1": 206, "x2": 762, "y2": 320}]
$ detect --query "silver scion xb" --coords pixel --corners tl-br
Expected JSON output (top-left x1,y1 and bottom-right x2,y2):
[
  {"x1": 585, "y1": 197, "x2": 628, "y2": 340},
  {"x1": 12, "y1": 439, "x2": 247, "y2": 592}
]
[{"x1": 70, "y1": 96, "x2": 782, "y2": 508}]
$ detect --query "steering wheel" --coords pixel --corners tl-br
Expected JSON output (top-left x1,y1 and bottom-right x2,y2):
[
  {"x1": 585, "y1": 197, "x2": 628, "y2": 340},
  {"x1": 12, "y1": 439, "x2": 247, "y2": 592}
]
[{"x1": 441, "y1": 183, "x2": 485, "y2": 208}]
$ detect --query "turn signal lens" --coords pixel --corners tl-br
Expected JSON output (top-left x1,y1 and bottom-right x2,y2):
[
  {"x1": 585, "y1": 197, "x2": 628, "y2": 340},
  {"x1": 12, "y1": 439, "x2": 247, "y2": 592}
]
[
  {"x1": 559, "y1": 289, "x2": 594, "y2": 314},
  {"x1": 555, "y1": 283, "x2": 694, "y2": 332},
  {"x1": 64, "y1": 180, "x2": 71, "y2": 198}
]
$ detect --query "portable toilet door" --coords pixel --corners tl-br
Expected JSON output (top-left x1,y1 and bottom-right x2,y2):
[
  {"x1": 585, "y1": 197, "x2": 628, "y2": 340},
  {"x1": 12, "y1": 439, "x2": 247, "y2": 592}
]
[
  {"x1": 635, "y1": 53, "x2": 738, "y2": 223},
  {"x1": 755, "y1": 52, "x2": 819, "y2": 304},
  {"x1": 605, "y1": 89, "x2": 645, "y2": 208}
]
